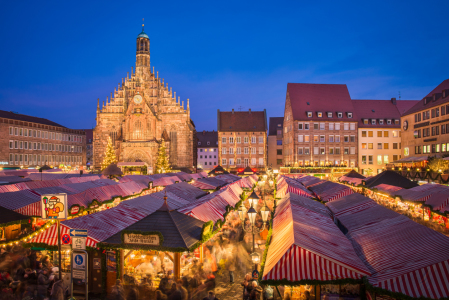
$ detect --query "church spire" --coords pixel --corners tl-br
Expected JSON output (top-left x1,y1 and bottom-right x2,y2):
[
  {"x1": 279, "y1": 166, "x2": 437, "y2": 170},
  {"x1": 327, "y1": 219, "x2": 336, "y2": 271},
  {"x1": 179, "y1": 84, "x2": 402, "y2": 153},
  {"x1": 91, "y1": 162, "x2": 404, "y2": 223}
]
[{"x1": 97, "y1": 98, "x2": 100, "y2": 111}]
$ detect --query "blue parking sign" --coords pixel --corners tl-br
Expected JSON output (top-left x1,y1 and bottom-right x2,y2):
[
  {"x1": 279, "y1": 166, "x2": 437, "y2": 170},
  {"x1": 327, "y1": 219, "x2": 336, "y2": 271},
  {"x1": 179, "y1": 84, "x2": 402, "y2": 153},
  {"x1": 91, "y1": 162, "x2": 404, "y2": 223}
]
[{"x1": 73, "y1": 253, "x2": 86, "y2": 270}]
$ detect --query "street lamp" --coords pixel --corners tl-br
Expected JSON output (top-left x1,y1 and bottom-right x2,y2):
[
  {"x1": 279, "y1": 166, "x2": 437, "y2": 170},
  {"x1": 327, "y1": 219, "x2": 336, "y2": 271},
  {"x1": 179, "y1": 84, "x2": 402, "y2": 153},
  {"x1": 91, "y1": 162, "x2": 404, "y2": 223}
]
[{"x1": 239, "y1": 190, "x2": 270, "y2": 271}]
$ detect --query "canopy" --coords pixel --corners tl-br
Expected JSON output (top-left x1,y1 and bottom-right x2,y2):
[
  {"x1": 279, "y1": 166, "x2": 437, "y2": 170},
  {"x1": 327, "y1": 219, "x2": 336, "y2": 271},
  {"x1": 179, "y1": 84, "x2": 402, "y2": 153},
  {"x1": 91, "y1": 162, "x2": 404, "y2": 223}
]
[
  {"x1": 262, "y1": 193, "x2": 370, "y2": 284},
  {"x1": 342, "y1": 170, "x2": 365, "y2": 179},
  {"x1": 102, "y1": 164, "x2": 123, "y2": 176},
  {"x1": 393, "y1": 184, "x2": 449, "y2": 204},
  {"x1": 392, "y1": 156, "x2": 428, "y2": 163},
  {"x1": 308, "y1": 181, "x2": 354, "y2": 202},
  {"x1": 363, "y1": 170, "x2": 418, "y2": 189},
  {"x1": 326, "y1": 193, "x2": 449, "y2": 299},
  {"x1": 276, "y1": 176, "x2": 313, "y2": 199},
  {"x1": 208, "y1": 165, "x2": 229, "y2": 175},
  {"x1": 190, "y1": 177, "x2": 227, "y2": 190},
  {"x1": 372, "y1": 184, "x2": 403, "y2": 196},
  {"x1": 0, "y1": 205, "x2": 30, "y2": 227},
  {"x1": 237, "y1": 166, "x2": 258, "y2": 175}
]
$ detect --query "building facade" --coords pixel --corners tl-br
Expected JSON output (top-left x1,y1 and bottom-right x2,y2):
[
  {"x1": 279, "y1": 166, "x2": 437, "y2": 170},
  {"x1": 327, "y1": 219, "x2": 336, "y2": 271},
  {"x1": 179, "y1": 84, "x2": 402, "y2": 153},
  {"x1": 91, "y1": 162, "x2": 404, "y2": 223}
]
[
  {"x1": 401, "y1": 79, "x2": 449, "y2": 159},
  {"x1": 217, "y1": 109, "x2": 268, "y2": 172},
  {"x1": 1, "y1": 110, "x2": 86, "y2": 168},
  {"x1": 283, "y1": 83, "x2": 358, "y2": 167},
  {"x1": 84, "y1": 129, "x2": 93, "y2": 168},
  {"x1": 93, "y1": 25, "x2": 195, "y2": 171},
  {"x1": 196, "y1": 130, "x2": 218, "y2": 171},
  {"x1": 352, "y1": 98, "x2": 418, "y2": 175},
  {"x1": 267, "y1": 117, "x2": 284, "y2": 169}
]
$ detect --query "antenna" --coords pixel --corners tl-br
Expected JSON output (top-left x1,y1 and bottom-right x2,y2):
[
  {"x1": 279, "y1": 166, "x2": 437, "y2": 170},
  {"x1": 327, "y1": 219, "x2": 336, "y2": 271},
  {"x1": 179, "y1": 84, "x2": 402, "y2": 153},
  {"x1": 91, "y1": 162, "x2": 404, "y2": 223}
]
[
  {"x1": 238, "y1": 106, "x2": 243, "y2": 111},
  {"x1": 398, "y1": 91, "x2": 401, "y2": 100}
]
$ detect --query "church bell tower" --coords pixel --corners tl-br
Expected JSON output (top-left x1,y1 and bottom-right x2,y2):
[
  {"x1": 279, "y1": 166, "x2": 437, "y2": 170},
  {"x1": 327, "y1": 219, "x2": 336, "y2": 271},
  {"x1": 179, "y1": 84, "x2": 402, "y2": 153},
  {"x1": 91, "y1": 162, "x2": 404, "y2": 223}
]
[{"x1": 136, "y1": 23, "x2": 150, "y2": 70}]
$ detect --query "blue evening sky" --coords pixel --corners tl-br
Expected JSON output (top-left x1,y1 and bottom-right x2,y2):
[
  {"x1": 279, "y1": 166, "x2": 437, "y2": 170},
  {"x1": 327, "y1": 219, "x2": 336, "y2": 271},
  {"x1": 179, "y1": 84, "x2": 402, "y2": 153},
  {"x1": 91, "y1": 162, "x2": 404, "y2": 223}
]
[{"x1": 0, "y1": 0, "x2": 448, "y2": 131}]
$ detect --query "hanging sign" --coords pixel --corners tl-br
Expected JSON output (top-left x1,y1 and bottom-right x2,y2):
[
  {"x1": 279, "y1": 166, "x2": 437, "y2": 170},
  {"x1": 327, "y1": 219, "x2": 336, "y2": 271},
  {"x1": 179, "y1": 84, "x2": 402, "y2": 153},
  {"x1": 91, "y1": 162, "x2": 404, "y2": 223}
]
[
  {"x1": 124, "y1": 233, "x2": 160, "y2": 245},
  {"x1": 41, "y1": 194, "x2": 67, "y2": 220}
]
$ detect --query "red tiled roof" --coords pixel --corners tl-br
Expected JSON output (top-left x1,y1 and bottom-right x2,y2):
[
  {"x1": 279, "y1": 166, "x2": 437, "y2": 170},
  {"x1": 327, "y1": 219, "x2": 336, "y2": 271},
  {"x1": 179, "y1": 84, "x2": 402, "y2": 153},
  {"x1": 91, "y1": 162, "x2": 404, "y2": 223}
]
[
  {"x1": 0, "y1": 110, "x2": 66, "y2": 128},
  {"x1": 196, "y1": 131, "x2": 218, "y2": 148},
  {"x1": 402, "y1": 79, "x2": 449, "y2": 116},
  {"x1": 268, "y1": 117, "x2": 284, "y2": 136},
  {"x1": 218, "y1": 109, "x2": 267, "y2": 132},
  {"x1": 395, "y1": 100, "x2": 420, "y2": 116},
  {"x1": 352, "y1": 99, "x2": 407, "y2": 128},
  {"x1": 287, "y1": 83, "x2": 356, "y2": 121}
]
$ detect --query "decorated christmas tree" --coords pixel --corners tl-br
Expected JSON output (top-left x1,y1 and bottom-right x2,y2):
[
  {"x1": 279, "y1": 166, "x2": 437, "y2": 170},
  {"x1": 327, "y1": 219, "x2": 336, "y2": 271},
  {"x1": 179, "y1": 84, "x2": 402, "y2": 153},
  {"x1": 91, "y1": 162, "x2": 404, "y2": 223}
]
[
  {"x1": 101, "y1": 137, "x2": 118, "y2": 170},
  {"x1": 155, "y1": 138, "x2": 172, "y2": 174}
]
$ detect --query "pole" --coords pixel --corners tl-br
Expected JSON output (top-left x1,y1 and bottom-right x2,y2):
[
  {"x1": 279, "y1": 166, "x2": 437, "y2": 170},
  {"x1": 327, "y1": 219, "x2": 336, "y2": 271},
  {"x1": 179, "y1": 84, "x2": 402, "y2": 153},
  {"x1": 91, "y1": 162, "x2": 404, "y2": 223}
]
[
  {"x1": 57, "y1": 220, "x2": 62, "y2": 277},
  {"x1": 253, "y1": 231, "x2": 257, "y2": 271}
]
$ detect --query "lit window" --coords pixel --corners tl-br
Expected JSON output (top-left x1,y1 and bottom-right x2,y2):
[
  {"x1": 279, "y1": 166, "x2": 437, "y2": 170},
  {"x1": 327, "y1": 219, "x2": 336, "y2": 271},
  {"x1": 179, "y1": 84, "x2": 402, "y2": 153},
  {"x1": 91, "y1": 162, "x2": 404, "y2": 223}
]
[
  {"x1": 317, "y1": 112, "x2": 323, "y2": 118},
  {"x1": 307, "y1": 112, "x2": 312, "y2": 118}
]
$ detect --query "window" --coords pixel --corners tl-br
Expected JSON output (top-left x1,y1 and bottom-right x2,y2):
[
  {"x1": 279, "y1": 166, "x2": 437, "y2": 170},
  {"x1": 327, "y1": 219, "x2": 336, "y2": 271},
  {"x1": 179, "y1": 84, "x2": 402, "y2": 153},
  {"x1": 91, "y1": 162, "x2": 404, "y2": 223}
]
[
  {"x1": 371, "y1": 119, "x2": 376, "y2": 125},
  {"x1": 329, "y1": 135, "x2": 334, "y2": 142},
  {"x1": 298, "y1": 123, "x2": 303, "y2": 130},
  {"x1": 350, "y1": 147, "x2": 355, "y2": 154},
  {"x1": 207, "y1": 141, "x2": 210, "y2": 145},
  {"x1": 229, "y1": 148, "x2": 234, "y2": 154},
  {"x1": 317, "y1": 112, "x2": 323, "y2": 118},
  {"x1": 329, "y1": 123, "x2": 334, "y2": 130},
  {"x1": 347, "y1": 112, "x2": 353, "y2": 118},
  {"x1": 344, "y1": 135, "x2": 349, "y2": 142},
  {"x1": 251, "y1": 136, "x2": 256, "y2": 143},
  {"x1": 259, "y1": 158, "x2": 264, "y2": 166},
  {"x1": 237, "y1": 158, "x2": 241, "y2": 165},
  {"x1": 259, "y1": 136, "x2": 263, "y2": 143},
  {"x1": 14, "y1": 141, "x2": 18, "y2": 149},
  {"x1": 436, "y1": 144, "x2": 440, "y2": 153},
  {"x1": 350, "y1": 123, "x2": 355, "y2": 130},
  {"x1": 368, "y1": 131, "x2": 373, "y2": 137},
  {"x1": 24, "y1": 141, "x2": 28, "y2": 149},
  {"x1": 337, "y1": 112, "x2": 343, "y2": 118},
  {"x1": 362, "y1": 156, "x2": 366, "y2": 164},
  {"x1": 307, "y1": 112, "x2": 312, "y2": 118},
  {"x1": 313, "y1": 135, "x2": 319, "y2": 142},
  {"x1": 259, "y1": 147, "x2": 263, "y2": 154},
  {"x1": 329, "y1": 147, "x2": 334, "y2": 154},
  {"x1": 9, "y1": 140, "x2": 13, "y2": 149},
  {"x1": 379, "y1": 119, "x2": 384, "y2": 125},
  {"x1": 350, "y1": 135, "x2": 355, "y2": 142},
  {"x1": 222, "y1": 148, "x2": 226, "y2": 154},
  {"x1": 377, "y1": 131, "x2": 382, "y2": 137},
  {"x1": 335, "y1": 147, "x2": 340, "y2": 154},
  {"x1": 320, "y1": 123, "x2": 325, "y2": 130},
  {"x1": 442, "y1": 106, "x2": 447, "y2": 116},
  {"x1": 244, "y1": 147, "x2": 249, "y2": 154},
  {"x1": 222, "y1": 137, "x2": 226, "y2": 144},
  {"x1": 237, "y1": 137, "x2": 241, "y2": 143},
  {"x1": 362, "y1": 143, "x2": 367, "y2": 149},
  {"x1": 392, "y1": 130, "x2": 398, "y2": 137},
  {"x1": 304, "y1": 148, "x2": 310, "y2": 155},
  {"x1": 19, "y1": 141, "x2": 23, "y2": 149},
  {"x1": 304, "y1": 123, "x2": 309, "y2": 130},
  {"x1": 361, "y1": 131, "x2": 366, "y2": 137},
  {"x1": 344, "y1": 123, "x2": 349, "y2": 130},
  {"x1": 335, "y1": 135, "x2": 340, "y2": 142},
  {"x1": 327, "y1": 112, "x2": 332, "y2": 118},
  {"x1": 377, "y1": 155, "x2": 382, "y2": 165},
  {"x1": 369, "y1": 155, "x2": 373, "y2": 164},
  {"x1": 222, "y1": 159, "x2": 227, "y2": 165},
  {"x1": 276, "y1": 140, "x2": 282, "y2": 145},
  {"x1": 320, "y1": 147, "x2": 325, "y2": 154},
  {"x1": 198, "y1": 142, "x2": 201, "y2": 146},
  {"x1": 251, "y1": 158, "x2": 256, "y2": 165},
  {"x1": 393, "y1": 155, "x2": 398, "y2": 161},
  {"x1": 244, "y1": 137, "x2": 249, "y2": 143},
  {"x1": 313, "y1": 147, "x2": 319, "y2": 155},
  {"x1": 304, "y1": 135, "x2": 310, "y2": 142},
  {"x1": 368, "y1": 143, "x2": 373, "y2": 149},
  {"x1": 377, "y1": 143, "x2": 382, "y2": 149},
  {"x1": 393, "y1": 143, "x2": 398, "y2": 149},
  {"x1": 298, "y1": 147, "x2": 303, "y2": 155},
  {"x1": 229, "y1": 137, "x2": 234, "y2": 144},
  {"x1": 298, "y1": 135, "x2": 303, "y2": 142},
  {"x1": 313, "y1": 123, "x2": 319, "y2": 130},
  {"x1": 199, "y1": 155, "x2": 203, "y2": 159},
  {"x1": 251, "y1": 147, "x2": 256, "y2": 154},
  {"x1": 277, "y1": 149, "x2": 282, "y2": 155},
  {"x1": 335, "y1": 123, "x2": 340, "y2": 130},
  {"x1": 229, "y1": 159, "x2": 234, "y2": 165},
  {"x1": 344, "y1": 147, "x2": 349, "y2": 154},
  {"x1": 14, "y1": 127, "x2": 18, "y2": 136},
  {"x1": 387, "y1": 119, "x2": 392, "y2": 125},
  {"x1": 320, "y1": 135, "x2": 325, "y2": 142},
  {"x1": 9, "y1": 127, "x2": 13, "y2": 135},
  {"x1": 384, "y1": 143, "x2": 389, "y2": 149}
]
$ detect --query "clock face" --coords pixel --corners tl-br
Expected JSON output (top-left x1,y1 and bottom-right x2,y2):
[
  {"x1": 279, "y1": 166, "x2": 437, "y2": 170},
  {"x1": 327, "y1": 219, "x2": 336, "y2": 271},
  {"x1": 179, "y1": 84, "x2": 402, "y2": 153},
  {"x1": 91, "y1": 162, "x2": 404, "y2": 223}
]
[
  {"x1": 403, "y1": 120, "x2": 408, "y2": 131},
  {"x1": 133, "y1": 94, "x2": 143, "y2": 105}
]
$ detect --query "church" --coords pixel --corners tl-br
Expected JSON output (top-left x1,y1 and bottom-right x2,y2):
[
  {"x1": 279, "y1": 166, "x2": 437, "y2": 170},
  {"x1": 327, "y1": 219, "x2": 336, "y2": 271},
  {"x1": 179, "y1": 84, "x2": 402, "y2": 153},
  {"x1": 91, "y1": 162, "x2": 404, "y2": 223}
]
[{"x1": 93, "y1": 25, "x2": 196, "y2": 172}]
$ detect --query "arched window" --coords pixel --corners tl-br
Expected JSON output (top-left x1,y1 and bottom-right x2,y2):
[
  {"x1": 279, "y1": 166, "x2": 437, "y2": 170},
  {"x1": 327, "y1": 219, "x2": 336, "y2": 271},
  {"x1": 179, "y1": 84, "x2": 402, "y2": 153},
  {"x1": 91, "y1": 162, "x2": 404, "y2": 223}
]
[{"x1": 134, "y1": 120, "x2": 142, "y2": 140}]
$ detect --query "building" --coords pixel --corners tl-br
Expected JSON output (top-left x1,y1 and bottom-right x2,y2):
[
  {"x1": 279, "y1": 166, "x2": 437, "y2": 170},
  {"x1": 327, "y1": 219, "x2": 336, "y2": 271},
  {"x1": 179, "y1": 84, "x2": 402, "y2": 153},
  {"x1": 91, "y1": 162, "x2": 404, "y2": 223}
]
[
  {"x1": 401, "y1": 79, "x2": 449, "y2": 159},
  {"x1": 84, "y1": 129, "x2": 93, "y2": 168},
  {"x1": 283, "y1": 83, "x2": 358, "y2": 167},
  {"x1": 217, "y1": 109, "x2": 268, "y2": 172},
  {"x1": 196, "y1": 130, "x2": 218, "y2": 171},
  {"x1": 352, "y1": 98, "x2": 418, "y2": 175},
  {"x1": 1, "y1": 110, "x2": 86, "y2": 168},
  {"x1": 93, "y1": 24, "x2": 195, "y2": 172},
  {"x1": 267, "y1": 117, "x2": 284, "y2": 169}
]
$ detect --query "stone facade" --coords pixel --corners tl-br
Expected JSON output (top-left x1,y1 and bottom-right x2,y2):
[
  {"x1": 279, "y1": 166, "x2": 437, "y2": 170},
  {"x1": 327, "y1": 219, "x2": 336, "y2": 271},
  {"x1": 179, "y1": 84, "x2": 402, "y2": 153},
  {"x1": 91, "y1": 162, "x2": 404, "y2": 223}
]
[{"x1": 93, "y1": 26, "x2": 195, "y2": 171}]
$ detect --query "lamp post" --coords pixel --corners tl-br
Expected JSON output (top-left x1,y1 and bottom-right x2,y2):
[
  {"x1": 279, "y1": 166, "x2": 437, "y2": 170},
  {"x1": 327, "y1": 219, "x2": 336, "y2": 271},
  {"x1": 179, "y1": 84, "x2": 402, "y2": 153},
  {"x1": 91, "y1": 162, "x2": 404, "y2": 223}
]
[{"x1": 238, "y1": 190, "x2": 270, "y2": 271}]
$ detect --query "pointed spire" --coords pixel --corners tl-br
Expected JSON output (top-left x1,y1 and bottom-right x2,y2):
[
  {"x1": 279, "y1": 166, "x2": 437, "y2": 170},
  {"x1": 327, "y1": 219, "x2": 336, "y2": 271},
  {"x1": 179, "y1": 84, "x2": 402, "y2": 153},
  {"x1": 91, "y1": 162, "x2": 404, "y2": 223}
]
[
  {"x1": 174, "y1": 91, "x2": 176, "y2": 100},
  {"x1": 97, "y1": 98, "x2": 100, "y2": 111},
  {"x1": 157, "y1": 71, "x2": 159, "y2": 79},
  {"x1": 187, "y1": 98, "x2": 190, "y2": 119},
  {"x1": 131, "y1": 66, "x2": 134, "y2": 75},
  {"x1": 182, "y1": 101, "x2": 184, "y2": 109},
  {"x1": 106, "y1": 96, "x2": 109, "y2": 105},
  {"x1": 127, "y1": 72, "x2": 129, "y2": 79},
  {"x1": 177, "y1": 96, "x2": 180, "y2": 105},
  {"x1": 153, "y1": 66, "x2": 155, "y2": 75},
  {"x1": 102, "y1": 101, "x2": 105, "y2": 109},
  {"x1": 111, "y1": 92, "x2": 113, "y2": 101},
  {"x1": 157, "y1": 190, "x2": 171, "y2": 211}
]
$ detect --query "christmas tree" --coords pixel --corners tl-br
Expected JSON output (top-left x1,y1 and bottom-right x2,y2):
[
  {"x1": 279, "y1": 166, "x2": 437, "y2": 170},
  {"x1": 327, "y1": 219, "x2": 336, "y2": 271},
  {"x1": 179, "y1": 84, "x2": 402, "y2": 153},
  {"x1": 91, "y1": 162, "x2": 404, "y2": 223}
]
[
  {"x1": 155, "y1": 138, "x2": 172, "y2": 174},
  {"x1": 101, "y1": 137, "x2": 118, "y2": 170}
]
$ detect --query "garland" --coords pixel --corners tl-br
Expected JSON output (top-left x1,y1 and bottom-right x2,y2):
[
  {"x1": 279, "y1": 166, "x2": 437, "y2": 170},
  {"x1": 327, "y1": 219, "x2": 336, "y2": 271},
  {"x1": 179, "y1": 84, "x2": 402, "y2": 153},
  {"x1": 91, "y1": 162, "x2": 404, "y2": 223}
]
[
  {"x1": 0, "y1": 221, "x2": 53, "y2": 248},
  {"x1": 0, "y1": 217, "x2": 31, "y2": 228}
]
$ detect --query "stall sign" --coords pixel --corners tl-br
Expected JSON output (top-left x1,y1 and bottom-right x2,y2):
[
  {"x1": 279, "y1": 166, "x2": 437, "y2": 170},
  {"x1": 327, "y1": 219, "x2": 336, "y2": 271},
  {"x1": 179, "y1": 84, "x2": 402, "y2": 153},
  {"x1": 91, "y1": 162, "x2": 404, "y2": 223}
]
[
  {"x1": 107, "y1": 252, "x2": 116, "y2": 272},
  {"x1": 124, "y1": 233, "x2": 160, "y2": 245},
  {"x1": 41, "y1": 194, "x2": 67, "y2": 220},
  {"x1": 73, "y1": 269, "x2": 86, "y2": 280},
  {"x1": 93, "y1": 258, "x2": 101, "y2": 270},
  {"x1": 70, "y1": 206, "x2": 80, "y2": 215},
  {"x1": 72, "y1": 237, "x2": 86, "y2": 250},
  {"x1": 73, "y1": 253, "x2": 86, "y2": 270}
]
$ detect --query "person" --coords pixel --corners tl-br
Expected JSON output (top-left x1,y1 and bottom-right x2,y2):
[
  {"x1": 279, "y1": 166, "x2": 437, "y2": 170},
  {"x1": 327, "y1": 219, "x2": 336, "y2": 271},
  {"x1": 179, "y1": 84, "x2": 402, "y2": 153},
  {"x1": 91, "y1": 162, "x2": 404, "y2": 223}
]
[
  {"x1": 263, "y1": 285, "x2": 274, "y2": 300},
  {"x1": 37, "y1": 268, "x2": 52, "y2": 300},
  {"x1": 15, "y1": 281, "x2": 32, "y2": 300},
  {"x1": 250, "y1": 281, "x2": 262, "y2": 300},
  {"x1": 228, "y1": 260, "x2": 235, "y2": 284},
  {"x1": 203, "y1": 290, "x2": 218, "y2": 300},
  {"x1": 127, "y1": 285, "x2": 139, "y2": 300},
  {"x1": 50, "y1": 277, "x2": 65, "y2": 300},
  {"x1": 177, "y1": 282, "x2": 188, "y2": 300},
  {"x1": 0, "y1": 269, "x2": 12, "y2": 286},
  {"x1": 156, "y1": 289, "x2": 168, "y2": 300}
]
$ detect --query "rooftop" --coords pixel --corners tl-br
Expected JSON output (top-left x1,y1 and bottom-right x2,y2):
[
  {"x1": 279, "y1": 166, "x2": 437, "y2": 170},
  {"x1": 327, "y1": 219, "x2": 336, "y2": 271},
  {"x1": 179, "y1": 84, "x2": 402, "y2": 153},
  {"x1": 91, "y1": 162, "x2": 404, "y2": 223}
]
[
  {"x1": 402, "y1": 79, "x2": 449, "y2": 116},
  {"x1": 0, "y1": 110, "x2": 66, "y2": 128},
  {"x1": 196, "y1": 130, "x2": 218, "y2": 148},
  {"x1": 268, "y1": 117, "x2": 284, "y2": 136},
  {"x1": 217, "y1": 109, "x2": 267, "y2": 132}
]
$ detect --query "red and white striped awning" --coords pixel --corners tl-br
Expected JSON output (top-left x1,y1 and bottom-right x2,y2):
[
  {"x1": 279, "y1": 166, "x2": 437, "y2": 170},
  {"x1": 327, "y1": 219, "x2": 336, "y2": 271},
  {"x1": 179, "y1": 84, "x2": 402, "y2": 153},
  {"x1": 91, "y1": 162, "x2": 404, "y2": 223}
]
[
  {"x1": 262, "y1": 193, "x2": 370, "y2": 282},
  {"x1": 29, "y1": 223, "x2": 99, "y2": 248},
  {"x1": 276, "y1": 176, "x2": 313, "y2": 199},
  {"x1": 309, "y1": 181, "x2": 354, "y2": 202}
]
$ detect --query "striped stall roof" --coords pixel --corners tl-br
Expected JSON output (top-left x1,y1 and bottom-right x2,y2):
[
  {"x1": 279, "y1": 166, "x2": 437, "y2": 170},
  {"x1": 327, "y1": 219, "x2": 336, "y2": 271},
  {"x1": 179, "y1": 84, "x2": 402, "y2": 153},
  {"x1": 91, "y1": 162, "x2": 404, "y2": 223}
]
[
  {"x1": 214, "y1": 174, "x2": 241, "y2": 184},
  {"x1": 372, "y1": 184, "x2": 403, "y2": 196},
  {"x1": 326, "y1": 193, "x2": 449, "y2": 299},
  {"x1": 191, "y1": 177, "x2": 227, "y2": 190},
  {"x1": 262, "y1": 193, "x2": 370, "y2": 282},
  {"x1": 164, "y1": 182, "x2": 208, "y2": 202},
  {"x1": 393, "y1": 184, "x2": 449, "y2": 204},
  {"x1": 276, "y1": 176, "x2": 313, "y2": 199},
  {"x1": 308, "y1": 181, "x2": 354, "y2": 202}
]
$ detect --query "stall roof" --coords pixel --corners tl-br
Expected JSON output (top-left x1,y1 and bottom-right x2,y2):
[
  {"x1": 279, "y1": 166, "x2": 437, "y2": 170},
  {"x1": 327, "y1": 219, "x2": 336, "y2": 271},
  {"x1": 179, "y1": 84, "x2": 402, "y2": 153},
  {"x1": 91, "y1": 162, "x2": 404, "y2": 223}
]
[
  {"x1": 208, "y1": 165, "x2": 229, "y2": 175},
  {"x1": 326, "y1": 193, "x2": 449, "y2": 299},
  {"x1": 191, "y1": 177, "x2": 227, "y2": 190},
  {"x1": 102, "y1": 200, "x2": 206, "y2": 251},
  {"x1": 343, "y1": 170, "x2": 365, "y2": 179},
  {"x1": 237, "y1": 166, "x2": 258, "y2": 175},
  {"x1": 276, "y1": 176, "x2": 313, "y2": 199},
  {"x1": 0, "y1": 205, "x2": 30, "y2": 226},
  {"x1": 308, "y1": 181, "x2": 354, "y2": 202},
  {"x1": 262, "y1": 193, "x2": 370, "y2": 283},
  {"x1": 363, "y1": 170, "x2": 418, "y2": 189}
]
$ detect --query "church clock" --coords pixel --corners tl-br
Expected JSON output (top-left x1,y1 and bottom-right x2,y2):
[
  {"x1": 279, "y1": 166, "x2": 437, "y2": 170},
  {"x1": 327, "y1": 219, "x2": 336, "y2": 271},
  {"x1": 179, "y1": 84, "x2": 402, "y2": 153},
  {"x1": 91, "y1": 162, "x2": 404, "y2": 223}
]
[{"x1": 133, "y1": 94, "x2": 143, "y2": 105}]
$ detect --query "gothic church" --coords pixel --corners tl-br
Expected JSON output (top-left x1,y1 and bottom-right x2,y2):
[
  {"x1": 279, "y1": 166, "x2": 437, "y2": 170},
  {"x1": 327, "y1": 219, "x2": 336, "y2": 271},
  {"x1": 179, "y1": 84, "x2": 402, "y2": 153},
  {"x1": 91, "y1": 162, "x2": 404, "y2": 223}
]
[{"x1": 93, "y1": 25, "x2": 195, "y2": 171}]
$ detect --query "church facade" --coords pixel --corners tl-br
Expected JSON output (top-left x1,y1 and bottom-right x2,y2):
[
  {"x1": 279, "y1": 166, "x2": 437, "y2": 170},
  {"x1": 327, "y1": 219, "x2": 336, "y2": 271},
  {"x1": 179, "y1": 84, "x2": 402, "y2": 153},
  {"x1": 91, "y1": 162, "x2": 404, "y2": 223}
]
[{"x1": 93, "y1": 25, "x2": 195, "y2": 171}]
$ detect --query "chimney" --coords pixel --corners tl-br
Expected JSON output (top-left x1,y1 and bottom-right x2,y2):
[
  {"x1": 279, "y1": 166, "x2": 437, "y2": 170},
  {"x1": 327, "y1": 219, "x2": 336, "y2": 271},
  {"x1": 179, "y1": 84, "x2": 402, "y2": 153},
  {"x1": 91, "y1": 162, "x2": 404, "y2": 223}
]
[
  {"x1": 203, "y1": 130, "x2": 205, "y2": 135},
  {"x1": 249, "y1": 108, "x2": 251, "y2": 114},
  {"x1": 232, "y1": 109, "x2": 234, "y2": 114},
  {"x1": 391, "y1": 97, "x2": 396, "y2": 105}
]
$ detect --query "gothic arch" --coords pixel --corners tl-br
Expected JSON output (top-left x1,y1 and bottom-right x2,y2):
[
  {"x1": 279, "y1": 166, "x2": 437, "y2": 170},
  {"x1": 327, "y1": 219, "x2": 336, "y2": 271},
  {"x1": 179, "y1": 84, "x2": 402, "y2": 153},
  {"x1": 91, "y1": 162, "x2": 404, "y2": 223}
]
[{"x1": 125, "y1": 150, "x2": 152, "y2": 166}]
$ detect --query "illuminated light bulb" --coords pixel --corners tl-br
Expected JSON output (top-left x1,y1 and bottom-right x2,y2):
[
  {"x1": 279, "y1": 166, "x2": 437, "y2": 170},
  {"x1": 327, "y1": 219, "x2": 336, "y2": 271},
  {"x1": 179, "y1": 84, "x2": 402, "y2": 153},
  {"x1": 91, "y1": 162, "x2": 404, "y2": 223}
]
[{"x1": 130, "y1": 254, "x2": 135, "y2": 259}]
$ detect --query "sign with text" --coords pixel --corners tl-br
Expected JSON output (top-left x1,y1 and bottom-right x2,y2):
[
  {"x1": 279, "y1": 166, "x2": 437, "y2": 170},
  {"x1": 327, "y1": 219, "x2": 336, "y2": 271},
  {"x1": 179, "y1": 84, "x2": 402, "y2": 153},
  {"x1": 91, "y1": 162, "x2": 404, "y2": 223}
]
[
  {"x1": 124, "y1": 233, "x2": 160, "y2": 245},
  {"x1": 70, "y1": 229, "x2": 88, "y2": 237},
  {"x1": 72, "y1": 269, "x2": 86, "y2": 280},
  {"x1": 72, "y1": 237, "x2": 86, "y2": 250},
  {"x1": 73, "y1": 253, "x2": 86, "y2": 270},
  {"x1": 41, "y1": 194, "x2": 67, "y2": 220}
]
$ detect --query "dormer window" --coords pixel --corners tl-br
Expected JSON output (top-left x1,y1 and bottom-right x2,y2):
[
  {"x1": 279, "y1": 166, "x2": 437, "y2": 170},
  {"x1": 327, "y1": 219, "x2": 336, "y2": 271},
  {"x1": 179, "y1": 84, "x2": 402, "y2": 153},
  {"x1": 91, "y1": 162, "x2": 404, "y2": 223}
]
[
  {"x1": 327, "y1": 112, "x2": 332, "y2": 118},
  {"x1": 394, "y1": 119, "x2": 399, "y2": 125},
  {"x1": 317, "y1": 112, "x2": 323, "y2": 118},
  {"x1": 387, "y1": 119, "x2": 392, "y2": 125},
  {"x1": 379, "y1": 120, "x2": 384, "y2": 125},
  {"x1": 198, "y1": 142, "x2": 201, "y2": 145},
  {"x1": 347, "y1": 112, "x2": 353, "y2": 118},
  {"x1": 207, "y1": 141, "x2": 210, "y2": 145},
  {"x1": 337, "y1": 112, "x2": 343, "y2": 118},
  {"x1": 307, "y1": 112, "x2": 312, "y2": 118},
  {"x1": 363, "y1": 119, "x2": 369, "y2": 125},
  {"x1": 371, "y1": 119, "x2": 376, "y2": 125}
]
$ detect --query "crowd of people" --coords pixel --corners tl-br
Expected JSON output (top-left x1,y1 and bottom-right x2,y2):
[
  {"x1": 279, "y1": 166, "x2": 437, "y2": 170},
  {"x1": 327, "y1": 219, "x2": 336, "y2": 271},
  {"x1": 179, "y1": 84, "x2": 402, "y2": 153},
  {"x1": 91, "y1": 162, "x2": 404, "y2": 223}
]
[{"x1": 0, "y1": 244, "x2": 67, "y2": 300}]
